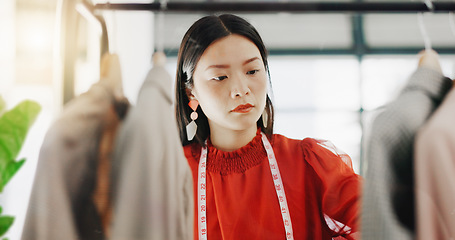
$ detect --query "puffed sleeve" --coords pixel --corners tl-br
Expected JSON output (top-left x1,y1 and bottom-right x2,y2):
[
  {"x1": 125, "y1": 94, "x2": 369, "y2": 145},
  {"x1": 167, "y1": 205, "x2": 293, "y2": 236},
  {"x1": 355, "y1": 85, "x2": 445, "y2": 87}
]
[{"x1": 301, "y1": 138, "x2": 361, "y2": 239}]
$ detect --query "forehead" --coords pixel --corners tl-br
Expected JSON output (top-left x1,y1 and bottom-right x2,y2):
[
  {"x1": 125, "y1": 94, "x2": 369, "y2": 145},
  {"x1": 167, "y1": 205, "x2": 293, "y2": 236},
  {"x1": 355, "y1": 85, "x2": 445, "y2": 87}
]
[{"x1": 197, "y1": 34, "x2": 262, "y2": 66}]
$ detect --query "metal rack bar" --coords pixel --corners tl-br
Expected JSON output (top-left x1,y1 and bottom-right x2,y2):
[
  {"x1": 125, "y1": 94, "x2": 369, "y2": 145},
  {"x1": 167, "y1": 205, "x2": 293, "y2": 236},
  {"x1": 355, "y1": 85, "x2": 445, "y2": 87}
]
[
  {"x1": 90, "y1": 1, "x2": 455, "y2": 14},
  {"x1": 158, "y1": 47, "x2": 455, "y2": 56}
]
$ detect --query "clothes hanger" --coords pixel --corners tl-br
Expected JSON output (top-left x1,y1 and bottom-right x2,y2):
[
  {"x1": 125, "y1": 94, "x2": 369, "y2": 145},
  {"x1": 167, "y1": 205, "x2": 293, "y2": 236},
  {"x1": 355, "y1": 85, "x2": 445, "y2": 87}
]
[
  {"x1": 416, "y1": 1, "x2": 444, "y2": 75},
  {"x1": 417, "y1": 0, "x2": 433, "y2": 51},
  {"x1": 157, "y1": 0, "x2": 167, "y2": 53},
  {"x1": 100, "y1": 2, "x2": 124, "y2": 100},
  {"x1": 108, "y1": 3, "x2": 117, "y2": 55},
  {"x1": 153, "y1": 0, "x2": 167, "y2": 66},
  {"x1": 153, "y1": 52, "x2": 166, "y2": 67}
]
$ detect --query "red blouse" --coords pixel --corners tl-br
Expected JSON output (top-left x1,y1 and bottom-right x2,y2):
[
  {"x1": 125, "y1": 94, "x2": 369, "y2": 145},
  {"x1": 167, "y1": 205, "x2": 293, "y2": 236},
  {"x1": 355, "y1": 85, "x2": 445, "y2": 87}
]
[{"x1": 183, "y1": 129, "x2": 361, "y2": 240}]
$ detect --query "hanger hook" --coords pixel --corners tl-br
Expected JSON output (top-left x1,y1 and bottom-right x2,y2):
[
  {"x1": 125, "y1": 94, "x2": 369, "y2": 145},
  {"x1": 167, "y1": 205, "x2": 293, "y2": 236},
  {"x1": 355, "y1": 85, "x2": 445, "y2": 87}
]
[
  {"x1": 156, "y1": 0, "x2": 168, "y2": 53},
  {"x1": 424, "y1": 0, "x2": 434, "y2": 11},
  {"x1": 106, "y1": 1, "x2": 117, "y2": 53},
  {"x1": 418, "y1": 0, "x2": 432, "y2": 51},
  {"x1": 160, "y1": 0, "x2": 168, "y2": 11}
]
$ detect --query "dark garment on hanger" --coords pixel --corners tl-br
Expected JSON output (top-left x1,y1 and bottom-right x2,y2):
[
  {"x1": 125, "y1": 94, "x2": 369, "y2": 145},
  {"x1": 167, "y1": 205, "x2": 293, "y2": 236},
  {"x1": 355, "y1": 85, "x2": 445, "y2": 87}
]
[
  {"x1": 362, "y1": 67, "x2": 452, "y2": 240},
  {"x1": 22, "y1": 81, "x2": 128, "y2": 240},
  {"x1": 109, "y1": 65, "x2": 193, "y2": 240}
]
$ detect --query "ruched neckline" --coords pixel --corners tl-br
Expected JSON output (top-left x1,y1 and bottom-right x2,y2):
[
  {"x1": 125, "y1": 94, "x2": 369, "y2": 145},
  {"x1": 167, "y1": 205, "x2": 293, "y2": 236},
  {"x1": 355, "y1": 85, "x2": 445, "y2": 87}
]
[{"x1": 206, "y1": 128, "x2": 267, "y2": 175}]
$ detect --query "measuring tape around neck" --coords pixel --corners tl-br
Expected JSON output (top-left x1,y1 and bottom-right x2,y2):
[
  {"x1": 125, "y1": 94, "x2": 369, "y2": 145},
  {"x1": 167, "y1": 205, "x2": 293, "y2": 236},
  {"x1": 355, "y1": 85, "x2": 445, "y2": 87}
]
[{"x1": 197, "y1": 132, "x2": 294, "y2": 239}]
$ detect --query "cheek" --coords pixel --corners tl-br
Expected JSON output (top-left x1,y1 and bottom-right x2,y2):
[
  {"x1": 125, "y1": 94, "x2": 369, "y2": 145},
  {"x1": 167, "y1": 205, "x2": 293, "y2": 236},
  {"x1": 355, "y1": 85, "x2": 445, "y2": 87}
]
[
  {"x1": 252, "y1": 74, "x2": 268, "y2": 111},
  {"x1": 195, "y1": 84, "x2": 218, "y2": 102},
  {"x1": 193, "y1": 84, "x2": 225, "y2": 113},
  {"x1": 252, "y1": 74, "x2": 268, "y2": 97}
]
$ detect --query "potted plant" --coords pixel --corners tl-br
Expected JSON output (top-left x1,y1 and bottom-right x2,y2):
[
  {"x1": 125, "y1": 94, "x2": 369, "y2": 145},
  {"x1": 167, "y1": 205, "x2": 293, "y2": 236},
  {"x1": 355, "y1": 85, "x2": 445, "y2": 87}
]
[{"x1": 0, "y1": 96, "x2": 41, "y2": 239}]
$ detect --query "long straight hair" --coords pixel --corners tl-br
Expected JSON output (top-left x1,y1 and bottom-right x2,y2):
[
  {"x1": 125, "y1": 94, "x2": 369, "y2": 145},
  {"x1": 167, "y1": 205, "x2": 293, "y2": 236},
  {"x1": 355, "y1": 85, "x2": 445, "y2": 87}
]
[{"x1": 175, "y1": 14, "x2": 274, "y2": 146}]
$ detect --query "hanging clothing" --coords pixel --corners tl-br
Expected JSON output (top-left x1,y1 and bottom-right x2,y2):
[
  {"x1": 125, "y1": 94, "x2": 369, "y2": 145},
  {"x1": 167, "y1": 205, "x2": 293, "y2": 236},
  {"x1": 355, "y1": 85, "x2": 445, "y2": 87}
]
[
  {"x1": 414, "y1": 85, "x2": 455, "y2": 240},
  {"x1": 361, "y1": 67, "x2": 452, "y2": 240},
  {"x1": 22, "y1": 80, "x2": 128, "y2": 240},
  {"x1": 109, "y1": 64, "x2": 194, "y2": 240},
  {"x1": 184, "y1": 128, "x2": 361, "y2": 240}
]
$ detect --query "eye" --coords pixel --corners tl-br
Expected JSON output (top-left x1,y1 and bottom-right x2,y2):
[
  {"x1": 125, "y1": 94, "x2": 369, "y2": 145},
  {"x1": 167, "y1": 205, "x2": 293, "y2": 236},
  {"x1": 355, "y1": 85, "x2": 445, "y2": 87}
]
[
  {"x1": 247, "y1": 70, "x2": 259, "y2": 75},
  {"x1": 212, "y1": 76, "x2": 228, "y2": 81}
]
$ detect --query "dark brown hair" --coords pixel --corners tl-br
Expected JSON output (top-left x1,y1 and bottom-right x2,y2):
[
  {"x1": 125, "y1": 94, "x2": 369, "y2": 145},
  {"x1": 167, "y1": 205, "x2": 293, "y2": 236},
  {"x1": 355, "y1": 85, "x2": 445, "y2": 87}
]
[{"x1": 175, "y1": 14, "x2": 274, "y2": 146}]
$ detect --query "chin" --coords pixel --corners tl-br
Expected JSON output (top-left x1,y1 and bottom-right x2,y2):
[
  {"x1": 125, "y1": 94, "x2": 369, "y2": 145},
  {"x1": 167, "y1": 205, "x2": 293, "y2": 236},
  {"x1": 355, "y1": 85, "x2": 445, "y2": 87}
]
[
  {"x1": 218, "y1": 113, "x2": 261, "y2": 131},
  {"x1": 229, "y1": 120, "x2": 259, "y2": 131}
]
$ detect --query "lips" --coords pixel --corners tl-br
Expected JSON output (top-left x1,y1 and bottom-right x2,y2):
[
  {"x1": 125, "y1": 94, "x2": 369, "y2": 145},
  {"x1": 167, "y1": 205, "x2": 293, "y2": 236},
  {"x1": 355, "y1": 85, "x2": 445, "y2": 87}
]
[{"x1": 232, "y1": 103, "x2": 254, "y2": 113}]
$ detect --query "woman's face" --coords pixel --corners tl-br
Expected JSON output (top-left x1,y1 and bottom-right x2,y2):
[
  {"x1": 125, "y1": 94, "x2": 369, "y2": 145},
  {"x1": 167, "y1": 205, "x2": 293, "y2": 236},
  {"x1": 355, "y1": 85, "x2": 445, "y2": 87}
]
[{"x1": 191, "y1": 34, "x2": 268, "y2": 133}]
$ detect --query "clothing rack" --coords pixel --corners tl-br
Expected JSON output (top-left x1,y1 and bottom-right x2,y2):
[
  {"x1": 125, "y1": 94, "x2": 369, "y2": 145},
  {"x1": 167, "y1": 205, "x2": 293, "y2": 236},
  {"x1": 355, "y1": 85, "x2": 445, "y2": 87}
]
[
  {"x1": 86, "y1": 1, "x2": 455, "y2": 14},
  {"x1": 77, "y1": 0, "x2": 455, "y2": 56},
  {"x1": 66, "y1": 0, "x2": 455, "y2": 105}
]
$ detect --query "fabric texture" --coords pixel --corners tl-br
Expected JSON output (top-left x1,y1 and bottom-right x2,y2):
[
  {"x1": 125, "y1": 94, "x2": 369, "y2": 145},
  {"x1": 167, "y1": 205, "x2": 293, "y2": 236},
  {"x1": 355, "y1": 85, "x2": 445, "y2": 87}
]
[
  {"x1": 415, "y1": 86, "x2": 455, "y2": 240},
  {"x1": 22, "y1": 81, "x2": 121, "y2": 240},
  {"x1": 109, "y1": 65, "x2": 194, "y2": 240},
  {"x1": 361, "y1": 67, "x2": 452, "y2": 240},
  {"x1": 184, "y1": 129, "x2": 361, "y2": 240}
]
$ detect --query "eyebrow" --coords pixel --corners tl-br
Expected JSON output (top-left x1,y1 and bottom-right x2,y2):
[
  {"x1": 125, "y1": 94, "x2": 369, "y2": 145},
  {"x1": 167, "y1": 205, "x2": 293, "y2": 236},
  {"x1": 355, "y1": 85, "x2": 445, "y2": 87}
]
[
  {"x1": 243, "y1": 57, "x2": 260, "y2": 65},
  {"x1": 205, "y1": 57, "x2": 260, "y2": 70}
]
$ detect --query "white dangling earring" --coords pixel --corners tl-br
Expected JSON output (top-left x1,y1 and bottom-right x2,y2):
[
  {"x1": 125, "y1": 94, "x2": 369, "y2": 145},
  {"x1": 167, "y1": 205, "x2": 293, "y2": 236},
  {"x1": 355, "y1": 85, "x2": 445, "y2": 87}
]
[
  {"x1": 186, "y1": 99, "x2": 199, "y2": 141},
  {"x1": 262, "y1": 108, "x2": 268, "y2": 128}
]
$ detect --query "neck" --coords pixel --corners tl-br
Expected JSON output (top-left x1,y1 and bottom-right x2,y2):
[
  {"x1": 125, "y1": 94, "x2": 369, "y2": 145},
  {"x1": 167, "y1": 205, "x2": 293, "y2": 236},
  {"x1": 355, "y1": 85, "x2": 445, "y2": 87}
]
[{"x1": 209, "y1": 123, "x2": 258, "y2": 152}]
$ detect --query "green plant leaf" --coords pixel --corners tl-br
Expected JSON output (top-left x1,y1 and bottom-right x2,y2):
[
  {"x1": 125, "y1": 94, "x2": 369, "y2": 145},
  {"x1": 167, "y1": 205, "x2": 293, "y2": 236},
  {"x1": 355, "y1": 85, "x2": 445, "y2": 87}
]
[
  {"x1": 0, "y1": 216, "x2": 14, "y2": 237},
  {"x1": 0, "y1": 100, "x2": 41, "y2": 193},
  {"x1": 0, "y1": 100, "x2": 41, "y2": 163},
  {"x1": 0, "y1": 158, "x2": 25, "y2": 193},
  {"x1": 0, "y1": 96, "x2": 5, "y2": 116}
]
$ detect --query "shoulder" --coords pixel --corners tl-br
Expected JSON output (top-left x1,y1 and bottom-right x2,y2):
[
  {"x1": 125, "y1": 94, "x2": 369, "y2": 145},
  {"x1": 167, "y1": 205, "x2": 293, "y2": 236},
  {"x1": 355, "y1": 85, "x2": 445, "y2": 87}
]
[
  {"x1": 271, "y1": 134, "x2": 332, "y2": 154},
  {"x1": 272, "y1": 134, "x2": 354, "y2": 172},
  {"x1": 183, "y1": 142, "x2": 202, "y2": 163},
  {"x1": 271, "y1": 133, "x2": 322, "y2": 152}
]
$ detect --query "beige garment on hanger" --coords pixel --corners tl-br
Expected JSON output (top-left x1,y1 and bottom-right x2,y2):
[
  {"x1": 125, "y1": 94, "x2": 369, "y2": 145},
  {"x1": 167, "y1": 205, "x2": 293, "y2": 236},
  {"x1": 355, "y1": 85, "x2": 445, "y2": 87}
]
[
  {"x1": 22, "y1": 53, "x2": 127, "y2": 240},
  {"x1": 110, "y1": 52, "x2": 194, "y2": 240},
  {"x1": 415, "y1": 83, "x2": 455, "y2": 240}
]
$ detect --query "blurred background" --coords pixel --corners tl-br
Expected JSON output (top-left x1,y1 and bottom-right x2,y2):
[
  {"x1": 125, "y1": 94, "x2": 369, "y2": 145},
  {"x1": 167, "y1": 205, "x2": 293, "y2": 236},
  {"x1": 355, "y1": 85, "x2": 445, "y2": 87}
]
[{"x1": 1, "y1": 0, "x2": 455, "y2": 239}]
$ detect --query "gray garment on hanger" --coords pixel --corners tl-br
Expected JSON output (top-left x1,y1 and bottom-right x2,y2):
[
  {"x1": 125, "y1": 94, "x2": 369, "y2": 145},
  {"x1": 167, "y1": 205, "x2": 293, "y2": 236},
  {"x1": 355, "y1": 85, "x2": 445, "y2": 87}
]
[
  {"x1": 110, "y1": 65, "x2": 194, "y2": 240},
  {"x1": 22, "y1": 82, "x2": 116, "y2": 240},
  {"x1": 361, "y1": 67, "x2": 452, "y2": 240}
]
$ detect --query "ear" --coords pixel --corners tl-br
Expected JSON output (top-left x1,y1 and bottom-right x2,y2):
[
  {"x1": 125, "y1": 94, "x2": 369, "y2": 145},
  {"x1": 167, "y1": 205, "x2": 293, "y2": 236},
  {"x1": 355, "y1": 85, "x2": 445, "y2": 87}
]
[{"x1": 186, "y1": 88, "x2": 197, "y2": 101}]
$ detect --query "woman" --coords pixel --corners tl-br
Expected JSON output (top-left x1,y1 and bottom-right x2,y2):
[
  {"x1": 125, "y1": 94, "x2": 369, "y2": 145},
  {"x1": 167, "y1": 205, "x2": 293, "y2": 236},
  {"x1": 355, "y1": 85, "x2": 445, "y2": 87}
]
[{"x1": 175, "y1": 14, "x2": 361, "y2": 240}]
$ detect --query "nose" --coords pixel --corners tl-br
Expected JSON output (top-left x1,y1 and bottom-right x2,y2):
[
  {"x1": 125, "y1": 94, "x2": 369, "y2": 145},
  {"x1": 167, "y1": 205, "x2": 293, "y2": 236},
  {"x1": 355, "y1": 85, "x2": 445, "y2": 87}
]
[
  {"x1": 230, "y1": 74, "x2": 250, "y2": 98},
  {"x1": 232, "y1": 89, "x2": 250, "y2": 98}
]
